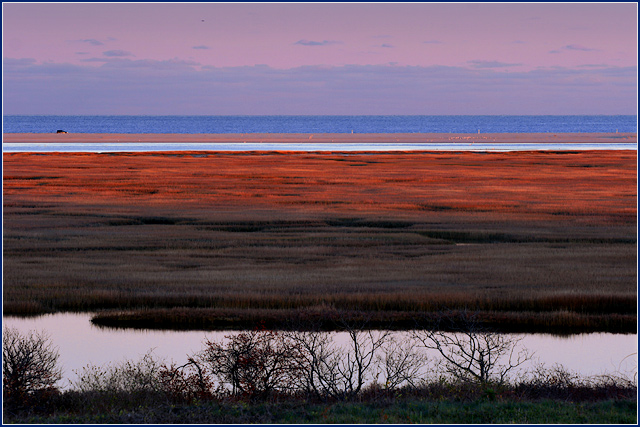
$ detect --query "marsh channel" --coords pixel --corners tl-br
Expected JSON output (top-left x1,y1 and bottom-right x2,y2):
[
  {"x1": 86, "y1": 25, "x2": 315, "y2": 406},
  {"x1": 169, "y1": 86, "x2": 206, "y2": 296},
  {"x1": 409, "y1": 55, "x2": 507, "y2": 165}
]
[{"x1": 3, "y1": 313, "x2": 637, "y2": 390}]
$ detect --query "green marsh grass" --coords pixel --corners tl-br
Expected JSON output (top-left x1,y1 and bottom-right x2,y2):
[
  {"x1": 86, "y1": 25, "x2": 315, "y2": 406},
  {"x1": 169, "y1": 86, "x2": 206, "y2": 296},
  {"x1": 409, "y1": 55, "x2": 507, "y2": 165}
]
[{"x1": 5, "y1": 387, "x2": 636, "y2": 424}]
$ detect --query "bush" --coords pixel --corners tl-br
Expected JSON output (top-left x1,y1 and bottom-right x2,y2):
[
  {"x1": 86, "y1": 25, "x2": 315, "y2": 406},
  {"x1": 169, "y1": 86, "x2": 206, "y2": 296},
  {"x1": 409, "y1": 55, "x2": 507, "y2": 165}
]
[
  {"x1": 199, "y1": 325, "x2": 306, "y2": 400},
  {"x1": 71, "y1": 350, "x2": 215, "y2": 408},
  {"x1": 72, "y1": 350, "x2": 163, "y2": 394},
  {"x1": 413, "y1": 311, "x2": 532, "y2": 385},
  {"x1": 284, "y1": 326, "x2": 391, "y2": 400},
  {"x1": 157, "y1": 358, "x2": 214, "y2": 403},
  {"x1": 2, "y1": 328, "x2": 63, "y2": 411}
]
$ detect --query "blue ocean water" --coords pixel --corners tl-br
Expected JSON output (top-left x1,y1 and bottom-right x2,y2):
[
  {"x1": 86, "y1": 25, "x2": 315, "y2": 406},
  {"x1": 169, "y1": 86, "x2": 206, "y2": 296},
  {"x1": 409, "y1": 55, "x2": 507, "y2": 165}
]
[{"x1": 2, "y1": 115, "x2": 637, "y2": 134}]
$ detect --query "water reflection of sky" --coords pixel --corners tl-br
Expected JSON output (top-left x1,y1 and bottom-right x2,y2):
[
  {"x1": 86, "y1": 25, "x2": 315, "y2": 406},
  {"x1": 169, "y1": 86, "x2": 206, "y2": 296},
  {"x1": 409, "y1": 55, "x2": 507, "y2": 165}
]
[
  {"x1": 2, "y1": 142, "x2": 638, "y2": 153},
  {"x1": 3, "y1": 313, "x2": 637, "y2": 389}
]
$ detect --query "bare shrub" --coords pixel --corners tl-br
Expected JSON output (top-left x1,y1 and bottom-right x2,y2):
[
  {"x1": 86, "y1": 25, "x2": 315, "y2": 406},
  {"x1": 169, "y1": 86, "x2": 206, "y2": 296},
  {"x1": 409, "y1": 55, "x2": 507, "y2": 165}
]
[
  {"x1": 375, "y1": 335, "x2": 429, "y2": 390},
  {"x1": 157, "y1": 358, "x2": 213, "y2": 403},
  {"x1": 413, "y1": 311, "x2": 532, "y2": 385},
  {"x1": 71, "y1": 350, "x2": 163, "y2": 394},
  {"x1": 281, "y1": 328, "x2": 334, "y2": 397},
  {"x1": 198, "y1": 326, "x2": 306, "y2": 400},
  {"x1": 285, "y1": 323, "x2": 390, "y2": 400},
  {"x1": 2, "y1": 328, "x2": 63, "y2": 409},
  {"x1": 516, "y1": 362, "x2": 638, "y2": 401},
  {"x1": 525, "y1": 362, "x2": 580, "y2": 389},
  {"x1": 321, "y1": 328, "x2": 389, "y2": 400}
]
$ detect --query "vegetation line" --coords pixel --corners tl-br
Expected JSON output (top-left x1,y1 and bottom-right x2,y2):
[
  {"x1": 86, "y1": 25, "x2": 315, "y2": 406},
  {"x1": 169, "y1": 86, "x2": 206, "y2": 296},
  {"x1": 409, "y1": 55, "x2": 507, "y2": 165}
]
[{"x1": 87, "y1": 307, "x2": 638, "y2": 335}]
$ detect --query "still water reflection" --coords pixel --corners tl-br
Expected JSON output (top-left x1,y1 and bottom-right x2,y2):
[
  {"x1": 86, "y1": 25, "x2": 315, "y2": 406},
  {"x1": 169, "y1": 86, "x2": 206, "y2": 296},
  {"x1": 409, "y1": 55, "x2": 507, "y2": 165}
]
[{"x1": 2, "y1": 313, "x2": 637, "y2": 389}]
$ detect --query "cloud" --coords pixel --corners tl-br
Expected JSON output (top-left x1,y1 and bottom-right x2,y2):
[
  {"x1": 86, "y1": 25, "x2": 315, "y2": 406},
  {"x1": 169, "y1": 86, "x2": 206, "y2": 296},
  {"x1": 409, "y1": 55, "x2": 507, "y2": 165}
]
[
  {"x1": 3, "y1": 58, "x2": 94, "y2": 81},
  {"x1": 3, "y1": 59, "x2": 636, "y2": 115},
  {"x1": 193, "y1": 45, "x2": 210, "y2": 50},
  {"x1": 564, "y1": 44, "x2": 597, "y2": 52},
  {"x1": 114, "y1": 58, "x2": 200, "y2": 70},
  {"x1": 294, "y1": 39, "x2": 341, "y2": 46},
  {"x1": 380, "y1": 44, "x2": 394, "y2": 48},
  {"x1": 79, "y1": 38, "x2": 104, "y2": 46},
  {"x1": 468, "y1": 60, "x2": 522, "y2": 69},
  {"x1": 2, "y1": 57, "x2": 37, "y2": 67},
  {"x1": 103, "y1": 50, "x2": 134, "y2": 57},
  {"x1": 577, "y1": 63, "x2": 609, "y2": 68},
  {"x1": 551, "y1": 44, "x2": 598, "y2": 54},
  {"x1": 78, "y1": 57, "x2": 200, "y2": 71}
]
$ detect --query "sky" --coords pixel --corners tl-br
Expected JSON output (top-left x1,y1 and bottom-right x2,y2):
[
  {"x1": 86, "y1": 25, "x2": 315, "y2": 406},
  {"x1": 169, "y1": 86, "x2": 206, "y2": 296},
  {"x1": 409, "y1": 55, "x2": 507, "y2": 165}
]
[{"x1": 2, "y1": 2, "x2": 637, "y2": 115}]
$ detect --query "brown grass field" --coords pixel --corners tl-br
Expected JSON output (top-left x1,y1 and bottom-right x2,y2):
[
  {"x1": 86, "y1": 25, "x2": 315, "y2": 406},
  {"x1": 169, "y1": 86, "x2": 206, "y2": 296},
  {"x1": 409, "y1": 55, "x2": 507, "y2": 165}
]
[{"x1": 2, "y1": 143, "x2": 637, "y2": 333}]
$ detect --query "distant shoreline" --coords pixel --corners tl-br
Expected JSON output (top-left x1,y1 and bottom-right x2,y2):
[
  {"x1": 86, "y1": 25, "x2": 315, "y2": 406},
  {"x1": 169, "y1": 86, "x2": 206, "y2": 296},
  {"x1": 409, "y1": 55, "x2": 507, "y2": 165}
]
[{"x1": 3, "y1": 132, "x2": 637, "y2": 144}]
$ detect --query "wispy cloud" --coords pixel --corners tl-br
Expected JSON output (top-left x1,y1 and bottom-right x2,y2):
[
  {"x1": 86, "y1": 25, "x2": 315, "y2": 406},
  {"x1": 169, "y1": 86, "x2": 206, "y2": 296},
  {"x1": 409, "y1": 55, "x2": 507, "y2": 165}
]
[
  {"x1": 550, "y1": 44, "x2": 598, "y2": 54},
  {"x1": 79, "y1": 57, "x2": 200, "y2": 70},
  {"x1": 577, "y1": 63, "x2": 609, "y2": 68},
  {"x1": 564, "y1": 44, "x2": 597, "y2": 52},
  {"x1": 380, "y1": 44, "x2": 394, "y2": 48},
  {"x1": 294, "y1": 39, "x2": 341, "y2": 46},
  {"x1": 79, "y1": 38, "x2": 104, "y2": 46},
  {"x1": 468, "y1": 60, "x2": 522, "y2": 69},
  {"x1": 103, "y1": 50, "x2": 134, "y2": 57},
  {"x1": 193, "y1": 45, "x2": 210, "y2": 50}
]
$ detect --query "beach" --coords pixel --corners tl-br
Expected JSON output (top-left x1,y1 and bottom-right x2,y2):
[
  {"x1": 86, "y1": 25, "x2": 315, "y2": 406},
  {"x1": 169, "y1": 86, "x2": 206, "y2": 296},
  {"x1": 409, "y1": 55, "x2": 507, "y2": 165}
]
[{"x1": 3, "y1": 132, "x2": 637, "y2": 144}]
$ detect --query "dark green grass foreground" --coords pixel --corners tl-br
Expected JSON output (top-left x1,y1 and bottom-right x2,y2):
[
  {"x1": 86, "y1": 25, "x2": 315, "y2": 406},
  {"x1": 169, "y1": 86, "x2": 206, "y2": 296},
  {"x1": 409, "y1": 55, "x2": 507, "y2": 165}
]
[{"x1": 6, "y1": 395, "x2": 636, "y2": 424}]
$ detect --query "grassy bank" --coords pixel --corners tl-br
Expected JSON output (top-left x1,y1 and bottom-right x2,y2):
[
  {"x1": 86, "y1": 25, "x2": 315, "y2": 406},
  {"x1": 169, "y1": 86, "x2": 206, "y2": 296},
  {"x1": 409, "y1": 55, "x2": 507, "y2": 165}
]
[
  {"x1": 6, "y1": 397, "x2": 636, "y2": 424},
  {"x1": 88, "y1": 306, "x2": 637, "y2": 334}
]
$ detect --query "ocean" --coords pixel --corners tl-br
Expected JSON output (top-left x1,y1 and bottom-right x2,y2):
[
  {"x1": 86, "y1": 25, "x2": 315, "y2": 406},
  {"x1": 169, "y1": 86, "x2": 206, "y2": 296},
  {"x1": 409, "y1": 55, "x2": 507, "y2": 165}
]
[{"x1": 3, "y1": 115, "x2": 637, "y2": 134}]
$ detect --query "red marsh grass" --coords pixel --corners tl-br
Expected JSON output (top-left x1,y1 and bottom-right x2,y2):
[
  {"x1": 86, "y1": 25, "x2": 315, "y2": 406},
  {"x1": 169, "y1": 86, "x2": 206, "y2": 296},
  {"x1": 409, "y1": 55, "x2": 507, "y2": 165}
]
[{"x1": 2, "y1": 150, "x2": 637, "y2": 332}]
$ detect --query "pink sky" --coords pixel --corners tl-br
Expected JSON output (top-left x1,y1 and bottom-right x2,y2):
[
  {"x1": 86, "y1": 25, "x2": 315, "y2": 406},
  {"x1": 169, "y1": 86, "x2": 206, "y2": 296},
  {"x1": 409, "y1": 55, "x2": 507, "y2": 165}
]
[{"x1": 2, "y1": 3, "x2": 637, "y2": 115}]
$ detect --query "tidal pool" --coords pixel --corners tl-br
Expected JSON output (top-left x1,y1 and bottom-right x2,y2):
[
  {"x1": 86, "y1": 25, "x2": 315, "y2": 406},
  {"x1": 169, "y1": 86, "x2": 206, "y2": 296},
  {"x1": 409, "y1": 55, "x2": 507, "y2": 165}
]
[{"x1": 2, "y1": 313, "x2": 637, "y2": 389}]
